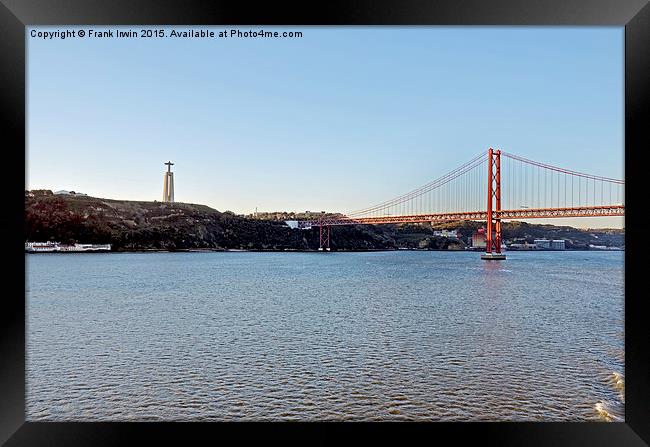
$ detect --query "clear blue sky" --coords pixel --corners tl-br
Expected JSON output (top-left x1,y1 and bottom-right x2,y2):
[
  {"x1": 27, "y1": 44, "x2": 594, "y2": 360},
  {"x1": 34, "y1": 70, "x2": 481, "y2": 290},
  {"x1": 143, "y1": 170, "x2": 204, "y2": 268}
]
[{"x1": 27, "y1": 26, "x2": 624, "y2": 228}]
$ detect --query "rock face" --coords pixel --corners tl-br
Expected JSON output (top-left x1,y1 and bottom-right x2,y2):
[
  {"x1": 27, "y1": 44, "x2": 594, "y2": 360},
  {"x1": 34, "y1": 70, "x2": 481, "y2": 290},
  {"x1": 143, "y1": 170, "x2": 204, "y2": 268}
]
[{"x1": 25, "y1": 191, "x2": 624, "y2": 251}]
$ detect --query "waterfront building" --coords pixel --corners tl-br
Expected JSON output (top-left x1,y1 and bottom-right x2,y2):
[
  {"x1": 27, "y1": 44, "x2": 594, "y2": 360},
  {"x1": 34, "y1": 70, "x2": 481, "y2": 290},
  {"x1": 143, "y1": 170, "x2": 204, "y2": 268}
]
[
  {"x1": 472, "y1": 228, "x2": 486, "y2": 248},
  {"x1": 534, "y1": 239, "x2": 551, "y2": 249},
  {"x1": 551, "y1": 240, "x2": 566, "y2": 250},
  {"x1": 508, "y1": 243, "x2": 537, "y2": 250}
]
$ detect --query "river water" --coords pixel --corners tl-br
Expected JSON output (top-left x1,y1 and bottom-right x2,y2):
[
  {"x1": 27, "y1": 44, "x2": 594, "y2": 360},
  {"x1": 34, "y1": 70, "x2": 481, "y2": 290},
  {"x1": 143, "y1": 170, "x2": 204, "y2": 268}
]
[{"x1": 26, "y1": 250, "x2": 624, "y2": 421}]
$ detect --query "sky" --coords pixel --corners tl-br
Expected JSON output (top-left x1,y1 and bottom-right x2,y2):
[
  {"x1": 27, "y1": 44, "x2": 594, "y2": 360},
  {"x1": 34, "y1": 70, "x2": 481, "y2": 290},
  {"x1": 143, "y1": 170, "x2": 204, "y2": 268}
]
[{"x1": 27, "y1": 26, "x2": 624, "y2": 228}]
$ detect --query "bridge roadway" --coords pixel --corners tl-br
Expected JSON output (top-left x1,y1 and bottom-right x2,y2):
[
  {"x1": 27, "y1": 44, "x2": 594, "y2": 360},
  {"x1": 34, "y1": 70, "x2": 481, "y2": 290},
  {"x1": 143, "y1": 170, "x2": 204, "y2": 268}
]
[{"x1": 297, "y1": 205, "x2": 625, "y2": 228}]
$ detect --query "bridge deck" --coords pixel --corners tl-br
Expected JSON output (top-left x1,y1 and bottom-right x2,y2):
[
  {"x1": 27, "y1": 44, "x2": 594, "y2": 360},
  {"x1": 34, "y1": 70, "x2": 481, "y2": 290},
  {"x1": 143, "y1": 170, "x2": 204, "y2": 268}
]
[{"x1": 297, "y1": 205, "x2": 625, "y2": 227}]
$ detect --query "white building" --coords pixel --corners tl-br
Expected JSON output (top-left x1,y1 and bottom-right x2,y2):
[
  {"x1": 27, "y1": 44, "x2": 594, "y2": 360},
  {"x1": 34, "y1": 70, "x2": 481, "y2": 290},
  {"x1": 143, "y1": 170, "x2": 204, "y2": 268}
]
[
  {"x1": 508, "y1": 243, "x2": 536, "y2": 251},
  {"x1": 433, "y1": 229, "x2": 459, "y2": 238},
  {"x1": 285, "y1": 220, "x2": 311, "y2": 230},
  {"x1": 551, "y1": 240, "x2": 566, "y2": 250}
]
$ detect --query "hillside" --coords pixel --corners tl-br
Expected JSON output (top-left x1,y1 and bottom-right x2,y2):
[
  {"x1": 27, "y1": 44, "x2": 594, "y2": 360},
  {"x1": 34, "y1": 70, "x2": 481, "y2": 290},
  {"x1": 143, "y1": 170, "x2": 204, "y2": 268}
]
[
  {"x1": 24, "y1": 191, "x2": 392, "y2": 251},
  {"x1": 25, "y1": 191, "x2": 624, "y2": 251}
]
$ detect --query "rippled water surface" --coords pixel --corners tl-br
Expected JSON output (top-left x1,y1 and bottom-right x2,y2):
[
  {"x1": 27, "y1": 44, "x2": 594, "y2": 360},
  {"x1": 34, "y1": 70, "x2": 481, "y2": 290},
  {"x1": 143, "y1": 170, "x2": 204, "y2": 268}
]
[{"x1": 27, "y1": 251, "x2": 624, "y2": 421}]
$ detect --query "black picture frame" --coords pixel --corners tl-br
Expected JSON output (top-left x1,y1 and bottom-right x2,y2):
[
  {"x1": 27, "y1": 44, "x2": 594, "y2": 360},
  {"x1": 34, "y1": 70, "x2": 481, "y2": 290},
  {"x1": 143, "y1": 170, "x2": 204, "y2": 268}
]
[{"x1": 2, "y1": 0, "x2": 648, "y2": 444}]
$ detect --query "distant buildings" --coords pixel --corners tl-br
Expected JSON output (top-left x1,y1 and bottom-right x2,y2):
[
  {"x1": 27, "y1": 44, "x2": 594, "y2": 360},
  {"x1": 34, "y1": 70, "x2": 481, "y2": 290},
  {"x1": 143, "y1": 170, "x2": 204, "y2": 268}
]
[
  {"x1": 285, "y1": 221, "x2": 300, "y2": 229},
  {"x1": 534, "y1": 239, "x2": 551, "y2": 249},
  {"x1": 551, "y1": 240, "x2": 566, "y2": 250},
  {"x1": 533, "y1": 239, "x2": 566, "y2": 250},
  {"x1": 54, "y1": 190, "x2": 87, "y2": 196},
  {"x1": 471, "y1": 228, "x2": 486, "y2": 248},
  {"x1": 505, "y1": 239, "x2": 566, "y2": 251},
  {"x1": 508, "y1": 242, "x2": 536, "y2": 251},
  {"x1": 588, "y1": 244, "x2": 622, "y2": 251},
  {"x1": 433, "y1": 229, "x2": 459, "y2": 238}
]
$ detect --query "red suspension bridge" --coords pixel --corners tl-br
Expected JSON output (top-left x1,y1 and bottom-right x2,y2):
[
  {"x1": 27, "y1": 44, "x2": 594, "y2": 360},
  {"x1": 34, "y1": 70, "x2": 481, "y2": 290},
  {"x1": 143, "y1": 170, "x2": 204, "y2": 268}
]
[{"x1": 297, "y1": 148, "x2": 625, "y2": 259}]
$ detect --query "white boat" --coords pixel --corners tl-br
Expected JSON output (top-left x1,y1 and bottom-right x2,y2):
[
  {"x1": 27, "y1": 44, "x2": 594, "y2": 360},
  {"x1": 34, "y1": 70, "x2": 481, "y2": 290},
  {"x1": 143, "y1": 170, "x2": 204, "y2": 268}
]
[
  {"x1": 25, "y1": 242, "x2": 111, "y2": 253},
  {"x1": 25, "y1": 241, "x2": 60, "y2": 252}
]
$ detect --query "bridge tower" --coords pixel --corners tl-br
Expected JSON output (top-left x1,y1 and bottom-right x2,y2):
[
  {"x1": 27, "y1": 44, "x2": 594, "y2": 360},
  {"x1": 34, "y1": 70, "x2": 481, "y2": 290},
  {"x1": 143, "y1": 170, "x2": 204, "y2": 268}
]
[
  {"x1": 318, "y1": 222, "x2": 331, "y2": 251},
  {"x1": 482, "y1": 148, "x2": 506, "y2": 260}
]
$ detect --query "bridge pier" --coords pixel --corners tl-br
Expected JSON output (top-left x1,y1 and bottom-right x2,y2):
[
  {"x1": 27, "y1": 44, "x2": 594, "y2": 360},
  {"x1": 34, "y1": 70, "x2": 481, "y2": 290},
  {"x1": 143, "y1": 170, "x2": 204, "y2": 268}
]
[{"x1": 481, "y1": 252, "x2": 506, "y2": 260}]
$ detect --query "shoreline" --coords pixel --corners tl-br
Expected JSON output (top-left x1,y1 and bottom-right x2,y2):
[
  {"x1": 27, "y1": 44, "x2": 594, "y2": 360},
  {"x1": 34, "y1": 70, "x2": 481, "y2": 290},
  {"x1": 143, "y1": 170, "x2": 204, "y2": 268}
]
[{"x1": 25, "y1": 247, "x2": 624, "y2": 254}]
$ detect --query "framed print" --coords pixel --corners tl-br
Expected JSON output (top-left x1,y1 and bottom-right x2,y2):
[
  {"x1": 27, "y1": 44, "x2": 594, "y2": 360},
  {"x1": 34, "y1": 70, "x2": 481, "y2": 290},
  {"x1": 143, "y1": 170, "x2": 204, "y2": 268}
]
[{"x1": 1, "y1": 0, "x2": 649, "y2": 445}]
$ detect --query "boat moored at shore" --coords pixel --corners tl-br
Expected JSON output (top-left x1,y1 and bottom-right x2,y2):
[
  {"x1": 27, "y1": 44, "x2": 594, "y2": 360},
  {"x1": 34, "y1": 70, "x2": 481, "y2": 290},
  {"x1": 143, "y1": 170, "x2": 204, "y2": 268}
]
[{"x1": 25, "y1": 242, "x2": 111, "y2": 253}]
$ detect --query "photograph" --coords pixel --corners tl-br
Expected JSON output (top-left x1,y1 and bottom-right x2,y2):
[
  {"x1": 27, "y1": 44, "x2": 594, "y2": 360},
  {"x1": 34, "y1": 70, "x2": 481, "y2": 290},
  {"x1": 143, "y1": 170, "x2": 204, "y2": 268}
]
[{"x1": 22, "y1": 25, "x2": 628, "y2": 423}]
